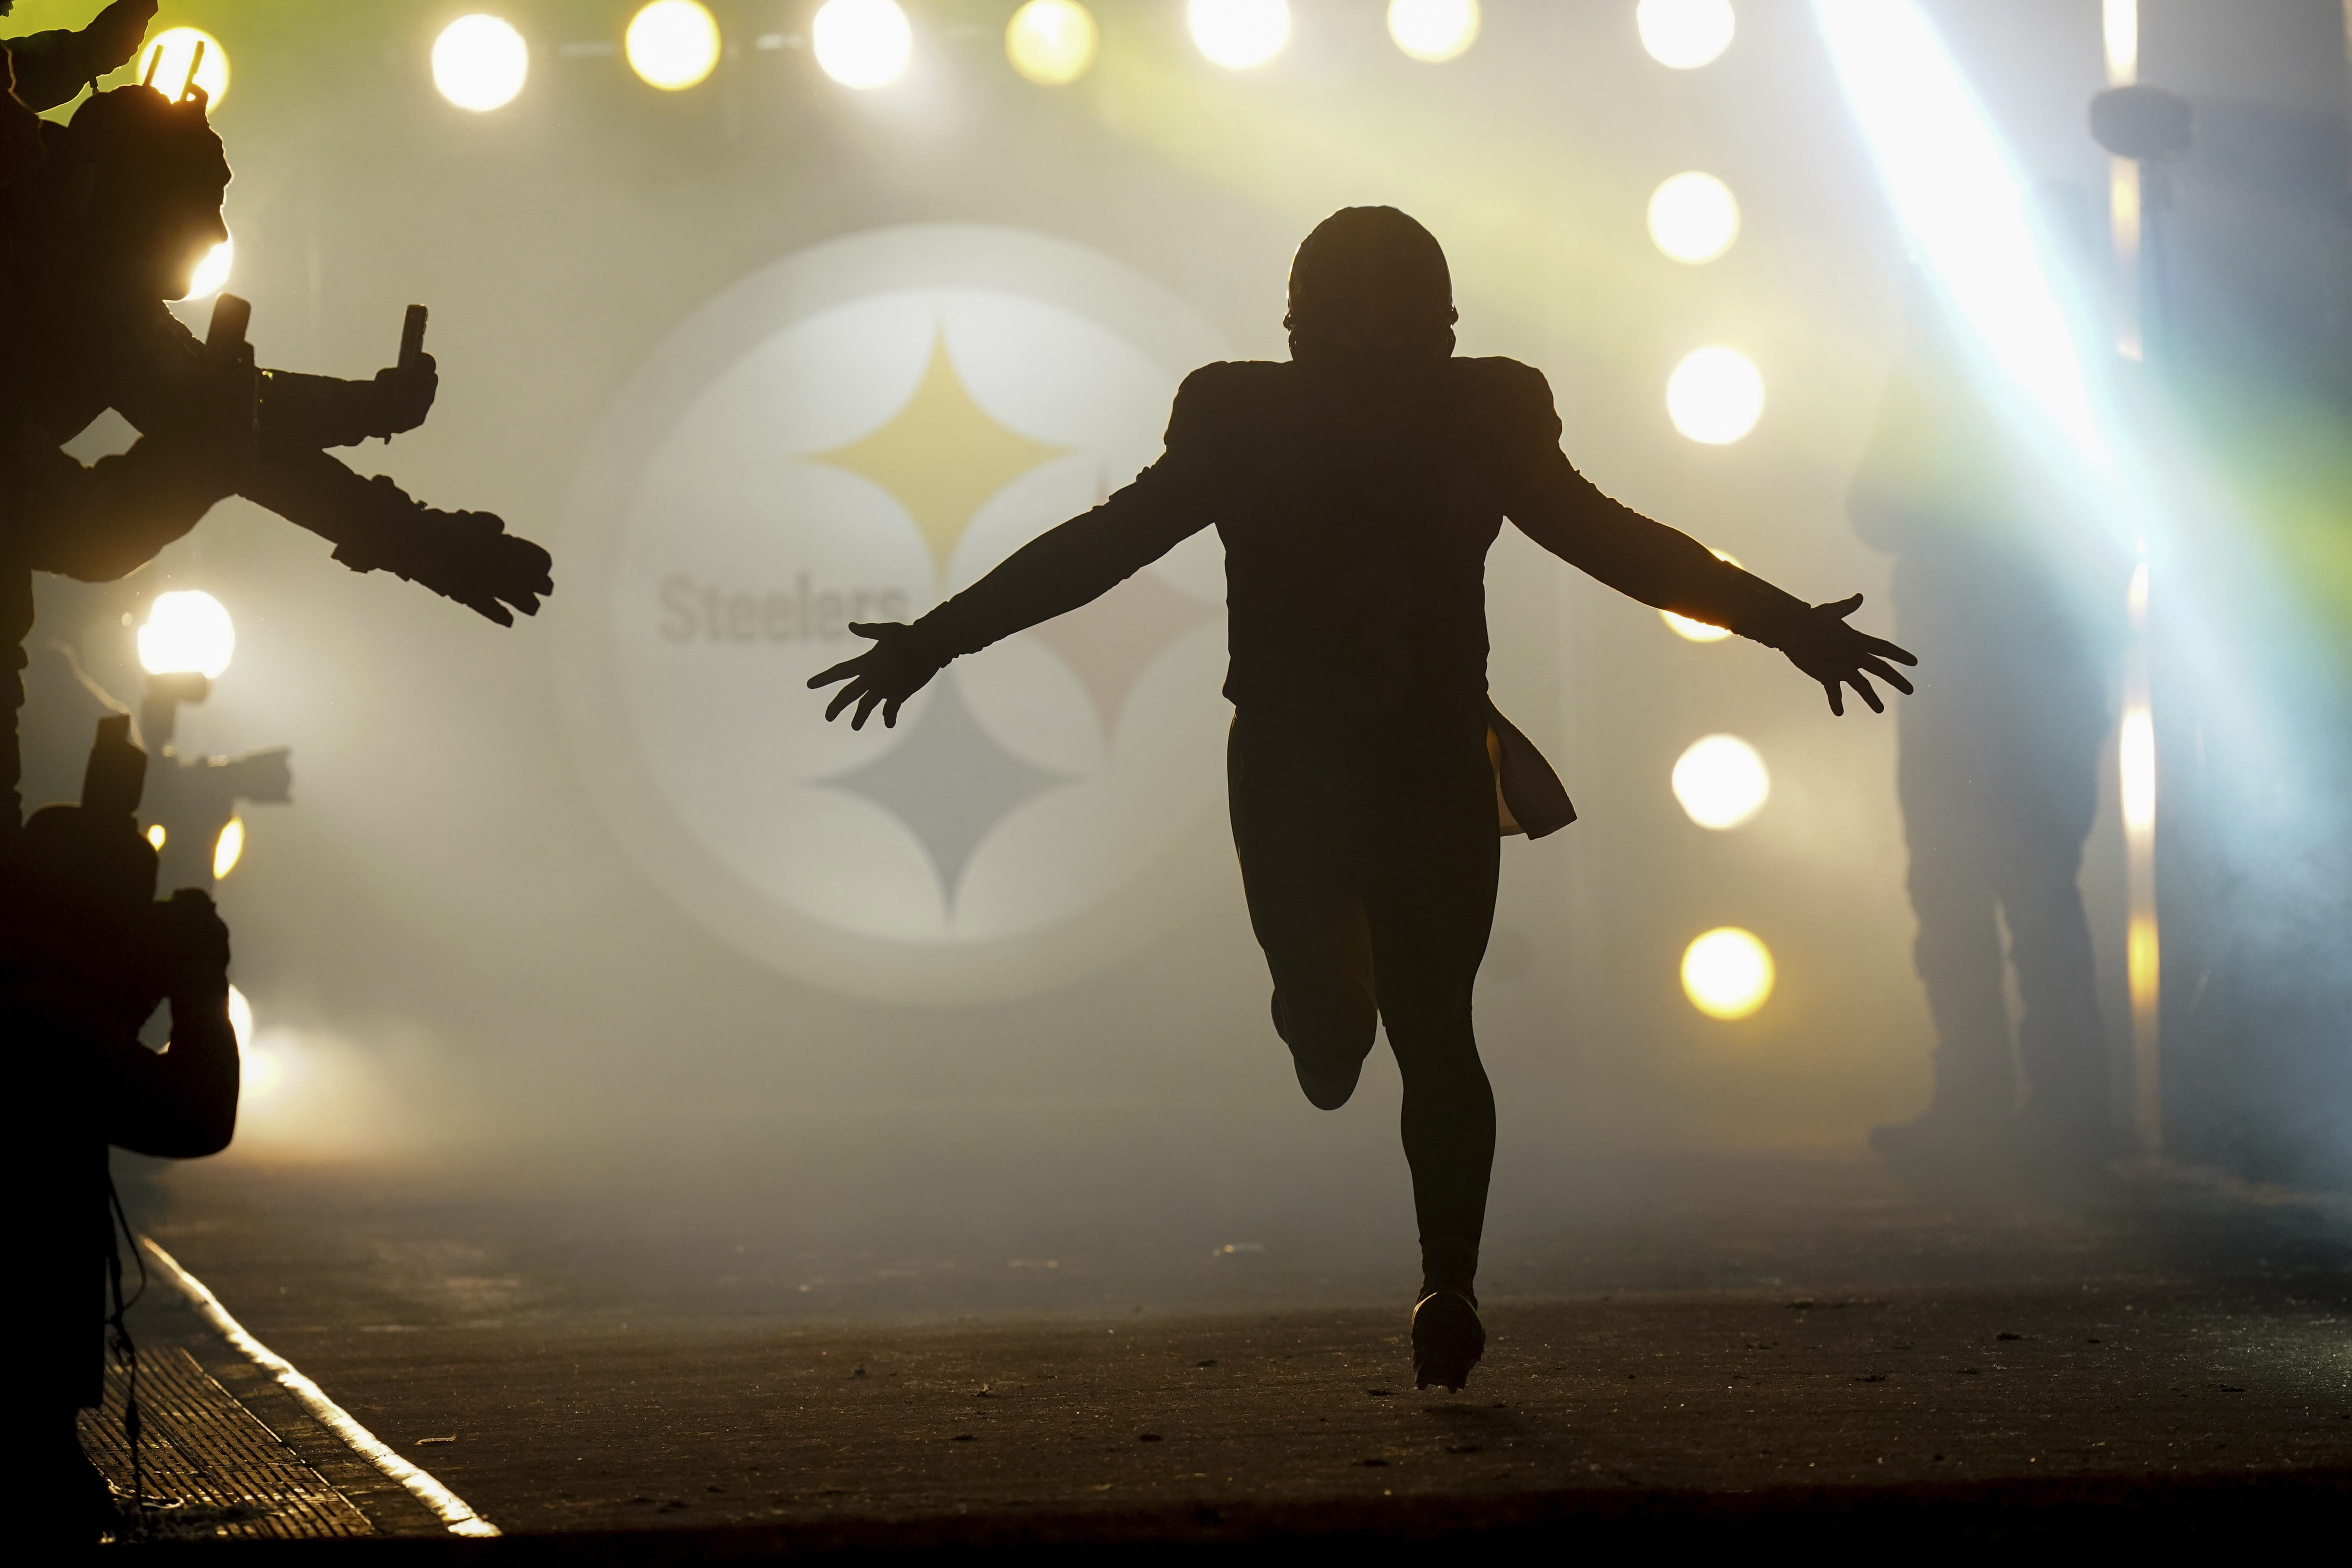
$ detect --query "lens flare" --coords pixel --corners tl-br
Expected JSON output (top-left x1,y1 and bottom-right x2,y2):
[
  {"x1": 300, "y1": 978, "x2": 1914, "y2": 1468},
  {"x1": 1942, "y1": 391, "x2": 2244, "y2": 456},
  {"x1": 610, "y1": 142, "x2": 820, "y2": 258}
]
[
  {"x1": 141, "y1": 27, "x2": 230, "y2": 106},
  {"x1": 213, "y1": 817, "x2": 246, "y2": 880},
  {"x1": 626, "y1": 1, "x2": 722, "y2": 91},
  {"x1": 186, "y1": 234, "x2": 233, "y2": 301},
  {"x1": 1671, "y1": 735, "x2": 1770, "y2": 829},
  {"x1": 137, "y1": 590, "x2": 235, "y2": 678},
  {"x1": 1682, "y1": 927, "x2": 1775, "y2": 1020},
  {"x1": 432, "y1": 15, "x2": 530, "y2": 113},
  {"x1": 1636, "y1": 0, "x2": 1735, "y2": 70},
  {"x1": 1189, "y1": 0, "x2": 1290, "y2": 71},
  {"x1": 1647, "y1": 171, "x2": 1740, "y2": 263},
  {"x1": 815, "y1": 0, "x2": 913, "y2": 89},
  {"x1": 1006, "y1": 1, "x2": 1098, "y2": 85},
  {"x1": 1388, "y1": 0, "x2": 1479, "y2": 63},
  {"x1": 1666, "y1": 347, "x2": 1764, "y2": 445}
]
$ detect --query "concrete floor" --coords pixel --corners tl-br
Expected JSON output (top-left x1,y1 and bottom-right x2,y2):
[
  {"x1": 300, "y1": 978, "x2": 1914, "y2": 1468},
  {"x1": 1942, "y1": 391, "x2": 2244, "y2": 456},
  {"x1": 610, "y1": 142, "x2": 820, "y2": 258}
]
[{"x1": 98, "y1": 1149, "x2": 2352, "y2": 1553}]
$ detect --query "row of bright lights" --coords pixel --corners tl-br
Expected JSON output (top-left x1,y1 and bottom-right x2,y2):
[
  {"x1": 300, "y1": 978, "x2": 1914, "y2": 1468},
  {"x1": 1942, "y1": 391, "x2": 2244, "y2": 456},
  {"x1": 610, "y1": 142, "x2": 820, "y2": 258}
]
[
  {"x1": 416, "y1": 0, "x2": 1739, "y2": 110},
  {"x1": 1641, "y1": 4, "x2": 1770, "y2": 1025}
]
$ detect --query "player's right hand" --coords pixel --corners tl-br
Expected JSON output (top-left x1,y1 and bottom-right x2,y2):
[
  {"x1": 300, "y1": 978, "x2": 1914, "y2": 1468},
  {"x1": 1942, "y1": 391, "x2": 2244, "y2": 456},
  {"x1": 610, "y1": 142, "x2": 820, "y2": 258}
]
[{"x1": 808, "y1": 622, "x2": 944, "y2": 730}]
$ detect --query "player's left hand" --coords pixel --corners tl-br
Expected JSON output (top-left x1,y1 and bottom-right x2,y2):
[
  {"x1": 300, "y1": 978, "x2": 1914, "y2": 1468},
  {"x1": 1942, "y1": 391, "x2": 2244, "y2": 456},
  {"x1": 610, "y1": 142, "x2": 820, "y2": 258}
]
[{"x1": 1779, "y1": 593, "x2": 1917, "y2": 716}]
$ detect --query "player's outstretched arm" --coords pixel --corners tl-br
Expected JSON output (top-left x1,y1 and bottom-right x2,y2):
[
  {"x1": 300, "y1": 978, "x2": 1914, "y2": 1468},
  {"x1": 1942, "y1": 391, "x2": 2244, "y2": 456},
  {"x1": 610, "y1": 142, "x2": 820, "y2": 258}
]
[
  {"x1": 807, "y1": 362, "x2": 1236, "y2": 730},
  {"x1": 1496, "y1": 364, "x2": 1915, "y2": 716}
]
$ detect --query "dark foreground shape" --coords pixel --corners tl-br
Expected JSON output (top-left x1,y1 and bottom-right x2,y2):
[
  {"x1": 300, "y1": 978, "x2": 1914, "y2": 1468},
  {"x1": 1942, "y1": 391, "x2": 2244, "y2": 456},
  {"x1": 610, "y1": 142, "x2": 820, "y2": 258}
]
[{"x1": 135, "y1": 1469, "x2": 2352, "y2": 1562}]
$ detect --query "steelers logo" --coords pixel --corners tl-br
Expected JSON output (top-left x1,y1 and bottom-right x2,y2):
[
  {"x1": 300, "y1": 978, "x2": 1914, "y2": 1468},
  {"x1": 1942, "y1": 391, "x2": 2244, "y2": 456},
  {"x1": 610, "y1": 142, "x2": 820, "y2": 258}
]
[{"x1": 560, "y1": 226, "x2": 1235, "y2": 1003}]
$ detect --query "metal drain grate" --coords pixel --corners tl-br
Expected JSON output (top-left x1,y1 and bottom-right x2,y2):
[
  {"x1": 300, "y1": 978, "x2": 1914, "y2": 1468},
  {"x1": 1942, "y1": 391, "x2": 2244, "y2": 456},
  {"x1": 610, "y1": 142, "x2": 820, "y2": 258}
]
[{"x1": 78, "y1": 1347, "x2": 375, "y2": 1540}]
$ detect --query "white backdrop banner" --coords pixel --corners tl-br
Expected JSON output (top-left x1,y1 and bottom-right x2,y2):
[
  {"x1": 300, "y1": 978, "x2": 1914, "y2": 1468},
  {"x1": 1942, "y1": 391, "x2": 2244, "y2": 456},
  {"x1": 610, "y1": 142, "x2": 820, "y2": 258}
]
[{"x1": 561, "y1": 225, "x2": 1236, "y2": 1003}]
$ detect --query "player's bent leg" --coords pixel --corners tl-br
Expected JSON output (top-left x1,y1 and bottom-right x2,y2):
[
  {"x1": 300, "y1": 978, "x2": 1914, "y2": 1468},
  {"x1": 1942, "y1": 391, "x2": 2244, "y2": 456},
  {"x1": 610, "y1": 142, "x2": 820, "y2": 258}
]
[
  {"x1": 1229, "y1": 712, "x2": 1379, "y2": 1110},
  {"x1": 1269, "y1": 949, "x2": 1378, "y2": 1110}
]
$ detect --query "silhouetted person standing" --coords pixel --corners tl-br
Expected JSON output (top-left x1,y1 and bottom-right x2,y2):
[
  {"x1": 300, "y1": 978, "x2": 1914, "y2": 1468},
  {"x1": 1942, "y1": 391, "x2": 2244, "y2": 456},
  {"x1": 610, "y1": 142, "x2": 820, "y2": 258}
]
[
  {"x1": 1851, "y1": 325, "x2": 2123, "y2": 1181},
  {"x1": 815, "y1": 208, "x2": 1915, "y2": 1388}
]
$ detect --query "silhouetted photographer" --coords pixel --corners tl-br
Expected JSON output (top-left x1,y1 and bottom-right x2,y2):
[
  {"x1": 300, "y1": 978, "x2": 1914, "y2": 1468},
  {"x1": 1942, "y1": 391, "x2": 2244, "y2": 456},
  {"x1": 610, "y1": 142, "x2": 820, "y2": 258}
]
[
  {"x1": 815, "y1": 207, "x2": 1916, "y2": 1391},
  {"x1": 3, "y1": 713, "x2": 237, "y2": 1539}
]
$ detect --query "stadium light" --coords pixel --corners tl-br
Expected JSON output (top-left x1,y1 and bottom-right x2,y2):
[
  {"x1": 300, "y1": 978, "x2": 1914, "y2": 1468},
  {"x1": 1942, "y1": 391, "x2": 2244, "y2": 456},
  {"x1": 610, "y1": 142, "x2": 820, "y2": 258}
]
[
  {"x1": 1190, "y1": 0, "x2": 1289, "y2": 71},
  {"x1": 137, "y1": 591, "x2": 236, "y2": 680},
  {"x1": 141, "y1": 27, "x2": 230, "y2": 105},
  {"x1": 1388, "y1": 0, "x2": 1479, "y2": 63},
  {"x1": 1647, "y1": 171, "x2": 1740, "y2": 263},
  {"x1": 1666, "y1": 347, "x2": 1764, "y2": 445},
  {"x1": 1006, "y1": 1, "x2": 1098, "y2": 85},
  {"x1": 186, "y1": 233, "x2": 233, "y2": 301},
  {"x1": 1636, "y1": 0, "x2": 1735, "y2": 70},
  {"x1": 1671, "y1": 735, "x2": 1770, "y2": 829},
  {"x1": 433, "y1": 15, "x2": 531, "y2": 112},
  {"x1": 627, "y1": 1, "x2": 722, "y2": 91},
  {"x1": 814, "y1": 0, "x2": 913, "y2": 89},
  {"x1": 1682, "y1": 927, "x2": 1774, "y2": 1019}
]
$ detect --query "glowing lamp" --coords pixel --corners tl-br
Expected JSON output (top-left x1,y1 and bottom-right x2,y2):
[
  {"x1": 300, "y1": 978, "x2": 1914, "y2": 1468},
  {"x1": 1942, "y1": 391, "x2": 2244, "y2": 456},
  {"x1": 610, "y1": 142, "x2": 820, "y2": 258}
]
[
  {"x1": 146, "y1": 824, "x2": 167, "y2": 851},
  {"x1": 137, "y1": 591, "x2": 235, "y2": 679},
  {"x1": 1388, "y1": 0, "x2": 1479, "y2": 63},
  {"x1": 1681, "y1": 927, "x2": 1774, "y2": 1020},
  {"x1": 627, "y1": 1, "x2": 722, "y2": 91},
  {"x1": 432, "y1": 15, "x2": 530, "y2": 112},
  {"x1": 1671, "y1": 734, "x2": 1769, "y2": 829},
  {"x1": 1007, "y1": 1, "x2": 1098, "y2": 85},
  {"x1": 1189, "y1": 0, "x2": 1289, "y2": 71},
  {"x1": 1647, "y1": 171, "x2": 1740, "y2": 263},
  {"x1": 213, "y1": 816, "x2": 246, "y2": 880},
  {"x1": 814, "y1": 0, "x2": 913, "y2": 89},
  {"x1": 1636, "y1": 0, "x2": 1735, "y2": 70},
  {"x1": 1666, "y1": 346, "x2": 1764, "y2": 445},
  {"x1": 141, "y1": 27, "x2": 230, "y2": 105},
  {"x1": 185, "y1": 234, "x2": 233, "y2": 301}
]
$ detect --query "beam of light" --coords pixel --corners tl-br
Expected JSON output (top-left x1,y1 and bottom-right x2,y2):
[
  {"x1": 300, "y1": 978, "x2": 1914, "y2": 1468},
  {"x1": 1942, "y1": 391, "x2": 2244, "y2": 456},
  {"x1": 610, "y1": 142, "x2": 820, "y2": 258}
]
[
  {"x1": 1662, "y1": 548, "x2": 1741, "y2": 641},
  {"x1": 213, "y1": 816, "x2": 246, "y2": 880},
  {"x1": 1682, "y1": 927, "x2": 1775, "y2": 1020},
  {"x1": 1672, "y1": 735, "x2": 1770, "y2": 829},
  {"x1": 138, "y1": 590, "x2": 235, "y2": 678},
  {"x1": 814, "y1": 0, "x2": 913, "y2": 89},
  {"x1": 1812, "y1": 0, "x2": 2110, "y2": 479},
  {"x1": 1189, "y1": 0, "x2": 1290, "y2": 71},
  {"x1": 1648, "y1": 171, "x2": 1740, "y2": 263},
  {"x1": 2120, "y1": 706, "x2": 2156, "y2": 832},
  {"x1": 626, "y1": 1, "x2": 722, "y2": 92},
  {"x1": 1388, "y1": 0, "x2": 1480, "y2": 64},
  {"x1": 142, "y1": 27, "x2": 230, "y2": 106},
  {"x1": 1637, "y1": 0, "x2": 1735, "y2": 71},
  {"x1": 2102, "y1": 0, "x2": 2138, "y2": 87},
  {"x1": 1006, "y1": 0, "x2": 1098, "y2": 86},
  {"x1": 432, "y1": 16, "x2": 530, "y2": 112},
  {"x1": 1666, "y1": 346, "x2": 1764, "y2": 445},
  {"x1": 186, "y1": 234, "x2": 233, "y2": 301}
]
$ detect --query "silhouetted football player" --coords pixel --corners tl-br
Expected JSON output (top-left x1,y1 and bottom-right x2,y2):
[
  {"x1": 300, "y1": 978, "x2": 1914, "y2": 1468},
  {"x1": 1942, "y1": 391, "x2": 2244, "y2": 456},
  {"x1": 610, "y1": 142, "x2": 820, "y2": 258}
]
[{"x1": 814, "y1": 207, "x2": 1915, "y2": 1390}]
